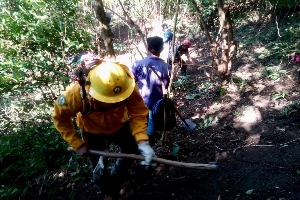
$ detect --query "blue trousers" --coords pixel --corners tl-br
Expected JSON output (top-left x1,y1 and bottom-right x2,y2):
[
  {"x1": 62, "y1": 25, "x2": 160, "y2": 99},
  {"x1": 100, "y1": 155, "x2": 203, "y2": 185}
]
[{"x1": 146, "y1": 110, "x2": 156, "y2": 136}]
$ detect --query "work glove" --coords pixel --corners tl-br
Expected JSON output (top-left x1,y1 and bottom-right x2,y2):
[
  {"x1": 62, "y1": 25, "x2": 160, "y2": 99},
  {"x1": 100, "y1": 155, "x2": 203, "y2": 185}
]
[
  {"x1": 138, "y1": 141, "x2": 155, "y2": 166},
  {"x1": 75, "y1": 144, "x2": 89, "y2": 155}
]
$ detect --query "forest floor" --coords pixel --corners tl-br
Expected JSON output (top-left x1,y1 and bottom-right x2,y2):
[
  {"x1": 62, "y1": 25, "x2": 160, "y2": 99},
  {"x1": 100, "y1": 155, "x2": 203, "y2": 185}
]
[
  {"x1": 70, "y1": 43, "x2": 300, "y2": 200},
  {"x1": 118, "y1": 50, "x2": 300, "y2": 200},
  {"x1": 55, "y1": 19, "x2": 300, "y2": 200}
]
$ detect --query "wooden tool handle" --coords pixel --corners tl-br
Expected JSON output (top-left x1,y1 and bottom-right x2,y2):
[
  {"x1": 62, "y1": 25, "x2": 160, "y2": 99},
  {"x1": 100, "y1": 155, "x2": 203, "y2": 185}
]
[
  {"x1": 67, "y1": 147, "x2": 217, "y2": 170},
  {"x1": 90, "y1": 150, "x2": 218, "y2": 170},
  {"x1": 173, "y1": 106, "x2": 189, "y2": 126}
]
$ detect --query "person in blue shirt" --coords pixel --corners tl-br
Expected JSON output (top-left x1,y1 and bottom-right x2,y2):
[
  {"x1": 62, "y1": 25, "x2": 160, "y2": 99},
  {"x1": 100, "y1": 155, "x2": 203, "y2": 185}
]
[
  {"x1": 131, "y1": 36, "x2": 172, "y2": 145},
  {"x1": 161, "y1": 23, "x2": 173, "y2": 62}
]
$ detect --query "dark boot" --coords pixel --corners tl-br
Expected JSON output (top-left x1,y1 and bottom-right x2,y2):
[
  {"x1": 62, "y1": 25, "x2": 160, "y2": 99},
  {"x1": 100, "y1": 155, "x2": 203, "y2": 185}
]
[
  {"x1": 180, "y1": 67, "x2": 187, "y2": 76},
  {"x1": 109, "y1": 158, "x2": 131, "y2": 199}
]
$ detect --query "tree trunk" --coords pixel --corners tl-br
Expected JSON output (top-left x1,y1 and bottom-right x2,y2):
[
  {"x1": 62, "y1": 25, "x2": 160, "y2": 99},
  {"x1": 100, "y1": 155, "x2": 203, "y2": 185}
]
[
  {"x1": 190, "y1": 0, "x2": 220, "y2": 80},
  {"x1": 226, "y1": 8, "x2": 237, "y2": 78},
  {"x1": 218, "y1": 0, "x2": 228, "y2": 80},
  {"x1": 169, "y1": 0, "x2": 180, "y2": 92},
  {"x1": 217, "y1": 0, "x2": 237, "y2": 81},
  {"x1": 117, "y1": 0, "x2": 148, "y2": 57},
  {"x1": 190, "y1": 0, "x2": 237, "y2": 82},
  {"x1": 93, "y1": 0, "x2": 116, "y2": 60}
]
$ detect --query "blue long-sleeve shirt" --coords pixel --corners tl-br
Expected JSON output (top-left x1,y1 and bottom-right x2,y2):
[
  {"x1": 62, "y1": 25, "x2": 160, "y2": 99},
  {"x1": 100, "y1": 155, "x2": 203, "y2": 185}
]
[
  {"x1": 163, "y1": 29, "x2": 173, "y2": 44},
  {"x1": 131, "y1": 56, "x2": 172, "y2": 110}
]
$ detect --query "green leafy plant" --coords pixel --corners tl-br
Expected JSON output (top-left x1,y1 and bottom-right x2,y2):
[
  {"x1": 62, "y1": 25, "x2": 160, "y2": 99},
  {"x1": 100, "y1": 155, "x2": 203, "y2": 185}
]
[
  {"x1": 129, "y1": 27, "x2": 137, "y2": 38},
  {"x1": 199, "y1": 81, "x2": 212, "y2": 93},
  {"x1": 172, "y1": 76, "x2": 189, "y2": 88},
  {"x1": 0, "y1": 0, "x2": 94, "y2": 198},
  {"x1": 217, "y1": 87, "x2": 226, "y2": 96},
  {"x1": 233, "y1": 110, "x2": 242, "y2": 116},
  {"x1": 273, "y1": 91, "x2": 289, "y2": 100},
  {"x1": 113, "y1": 42, "x2": 128, "y2": 52},
  {"x1": 197, "y1": 115, "x2": 219, "y2": 130},
  {"x1": 185, "y1": 93, "x2": 201, "y2": 100},
  {"x1": 279, "y1": 102, "x2": 298, "y2": 116},
  {"x1": 262, "y1": 66, "x2": 287, "y2": 80},
  {"x1": 172, "y1": 144, "x2": 180, "y2": 157}
]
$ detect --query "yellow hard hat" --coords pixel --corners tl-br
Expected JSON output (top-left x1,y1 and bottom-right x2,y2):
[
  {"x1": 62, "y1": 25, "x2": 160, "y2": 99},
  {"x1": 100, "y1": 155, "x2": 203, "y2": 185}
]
[{"x1": 86, "y1": 62, "x2": 135, "y2": 103}]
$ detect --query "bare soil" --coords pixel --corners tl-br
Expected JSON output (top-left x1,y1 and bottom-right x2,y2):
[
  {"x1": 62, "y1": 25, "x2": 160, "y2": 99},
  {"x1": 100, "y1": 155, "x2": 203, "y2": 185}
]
[
  {"x1": 52, "y1": 24, "x2": 300, "y2": 200},
  {"x1": 119, "y1": 61, "x2": 300, "y2": 200},
  {"x1": 67, "y1": 43, "x2": 300, "y2": 200}
]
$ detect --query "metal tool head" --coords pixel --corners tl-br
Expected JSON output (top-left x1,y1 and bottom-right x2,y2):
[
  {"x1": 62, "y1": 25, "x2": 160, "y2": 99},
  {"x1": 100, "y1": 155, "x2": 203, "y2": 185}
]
[
  {"x1": 208, "y1": 162, "x2": 219, "y2": 170},
  {"x1": 183, "y1": 119, "x2": 197, "y2": 131}
]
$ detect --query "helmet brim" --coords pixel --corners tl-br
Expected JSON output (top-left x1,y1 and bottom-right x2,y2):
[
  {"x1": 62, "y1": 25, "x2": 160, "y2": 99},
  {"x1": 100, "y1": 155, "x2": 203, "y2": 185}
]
[
  {"x1": 87, "y1": 63, "x2": 136, "y2": 103},
  {"x1": 88, "y1": 77, "x2": 135, "y2": 103}
]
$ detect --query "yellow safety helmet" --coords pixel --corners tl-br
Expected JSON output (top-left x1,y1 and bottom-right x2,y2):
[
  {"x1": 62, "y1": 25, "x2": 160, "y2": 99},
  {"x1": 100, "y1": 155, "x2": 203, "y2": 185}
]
[{"x1": 86, "y1": 62, "x2": 135, "y2": 103}]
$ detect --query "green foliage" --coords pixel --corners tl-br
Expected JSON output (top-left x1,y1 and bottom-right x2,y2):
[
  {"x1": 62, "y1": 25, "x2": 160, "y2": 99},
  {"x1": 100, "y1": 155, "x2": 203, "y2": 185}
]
[
  {"x1": 175, "y1": 80, "x2": 213, "y2": 99},
  {"x1": 273, "y1": 91, "x2": 289, "y2": 100},
  {"x1": 185, "y1": 93, "x2": 201, "y2": 100},
  {"x1": 172, "y1": 76, "x2": 189, "y2": 89},
  {"x1": 236, "y1": 13, "x2": 300, "y2": 68},
  {"x1": 199, "y1": 81, "x2": 212, "y2": 93},
  {"x1": 0, "y1": 118, "x2": 90, "y2": 198},
  {"x1": 0, "y1": 0, "x2": 95, "y2": 198},
  {"x1": 279, "y1": 102, "x2": 298, "y2": 116},
  {"x1": 0, "y1": 0, "x2": 94, "y2": 100},
  {"x1": 262, "y1": 66, "x2": 287, "y2": 80},
  {"x1": 246, "y1": 189, "x2": 254, "y2": 195},
  {"x1": 217, "y1": 87, "x2": 226, "y2": 96},
  {"x1": 129, "y1": 27, "x2": 138, "y2": 38},
  {"x1": 266, "y1": 0, "x2": 298, "y2": 9},
  {"x1": 197, "y1": 115, "x2": 219, "y2": 130},
  {"x1": 172, "y1": 144, "x2": 180, "y2": 157},
  {"x1": 186, "y1": 0, "x2": 217, "y2": 26},
  {"x1": 233, "y1": 110, "x2": 242, "y2": 117},
  {"x1": 113, "y1": 42, "x2": 128, "y2": 52}
]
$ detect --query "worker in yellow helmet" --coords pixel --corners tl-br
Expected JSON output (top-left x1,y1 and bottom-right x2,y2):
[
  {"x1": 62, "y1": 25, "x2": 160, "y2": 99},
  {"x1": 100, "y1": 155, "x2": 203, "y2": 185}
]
[{"x1": 52, "y1": 60, "x2": 155, "y2": 199}]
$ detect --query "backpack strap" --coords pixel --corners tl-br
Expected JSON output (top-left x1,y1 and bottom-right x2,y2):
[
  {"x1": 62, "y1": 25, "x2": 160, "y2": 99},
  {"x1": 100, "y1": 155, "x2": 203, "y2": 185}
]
[
  {"x1": 78, "y1": 59, "x2": 103, "y2": 114},
  {"x1": 80, "y1": 86, "x2": 93, "y2": 114},
  {"x1": 147, "y1": 63, "x2": 168, "y2": 98}
]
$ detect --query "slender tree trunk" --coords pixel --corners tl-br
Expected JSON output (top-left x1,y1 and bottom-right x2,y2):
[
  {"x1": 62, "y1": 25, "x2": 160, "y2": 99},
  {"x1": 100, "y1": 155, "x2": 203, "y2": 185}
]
[
  {"x1": 217, "y1": 0, "x2": 237, "y2": 80},
  {"x1": 218, "y1": 0, "x2": 228, "y2": 80},
  {"x1": 117, "y1": 0, "x2": 147, "y2": 57},
  {"x1": 162, "y1": 0, "x2": 180, "y2": 145},
  {"x1": 169, "y1": 0, "x2": 180, "y2": 92},
  {"x1": 226, "y1": 8, "x2": 237, "y2": 77},
  {"x1": 190, "y1": 0, "x2": 236, "y2": 82},
  {"x1": 190, "y1": 0, "x2": 220, "y2": 66},
  {"x1": 93, "y1": 0, "x2": 116, "y2": 60}
]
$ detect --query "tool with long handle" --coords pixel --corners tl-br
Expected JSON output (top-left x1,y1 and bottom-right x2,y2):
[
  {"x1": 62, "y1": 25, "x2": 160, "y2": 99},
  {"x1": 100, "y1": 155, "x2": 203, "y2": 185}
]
[
  {"x1": 68, "y1": 147, "x2": 218, "y2": 170},
  {"x1": 173, "y1": 106, "x2": 197, "y2": 131},
  {"x1": 148, "y1": 64, "x2": 196, "y2": 131}
]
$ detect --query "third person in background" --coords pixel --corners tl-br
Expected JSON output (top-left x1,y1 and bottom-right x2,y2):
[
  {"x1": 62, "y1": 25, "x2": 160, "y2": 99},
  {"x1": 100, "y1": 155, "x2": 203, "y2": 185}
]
[{"x1": 168, "y1": 40, "x2": 193, "y2": 76}]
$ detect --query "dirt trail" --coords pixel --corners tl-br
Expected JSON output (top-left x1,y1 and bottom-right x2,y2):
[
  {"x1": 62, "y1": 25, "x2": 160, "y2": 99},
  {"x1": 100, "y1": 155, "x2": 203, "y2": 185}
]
[{"x1": 119, "y1": 49, "x2": 300, "y2": 199}]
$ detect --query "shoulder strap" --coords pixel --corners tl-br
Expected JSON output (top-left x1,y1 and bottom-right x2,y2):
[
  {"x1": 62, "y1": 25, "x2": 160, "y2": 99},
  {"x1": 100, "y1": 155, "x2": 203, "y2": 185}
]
[
  {"x1": 80, "y1": 86, "x2": 92, "y2": 114},
  {"x1": 147, "y1": 64, "x2": 168, "y2": 97},
  {"x1": 78, "y1": 59, "x2": 103, "y2": 114}
]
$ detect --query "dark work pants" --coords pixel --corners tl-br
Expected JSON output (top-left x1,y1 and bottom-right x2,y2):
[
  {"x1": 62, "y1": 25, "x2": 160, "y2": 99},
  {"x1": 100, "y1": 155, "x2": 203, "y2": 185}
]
[
  {"x1": 168, "y1": 58, "x2": 187, "y2": 76},
  {"x1": 85, "y1": 121, "x2": 139, "y2": 196}
]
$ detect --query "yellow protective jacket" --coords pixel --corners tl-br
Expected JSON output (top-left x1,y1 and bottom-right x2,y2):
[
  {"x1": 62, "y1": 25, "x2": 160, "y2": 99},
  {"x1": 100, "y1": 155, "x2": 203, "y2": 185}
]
[{"x1": 52, "y1": 83, "x2": 149, "y2": 150}]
